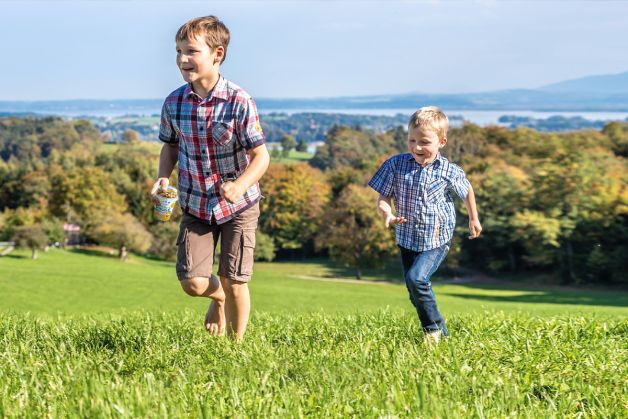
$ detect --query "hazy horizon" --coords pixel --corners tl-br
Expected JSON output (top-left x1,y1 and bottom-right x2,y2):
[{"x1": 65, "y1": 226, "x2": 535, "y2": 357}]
[{"x1": 1, "y1": 1, "x2": 628, "y2": 101}]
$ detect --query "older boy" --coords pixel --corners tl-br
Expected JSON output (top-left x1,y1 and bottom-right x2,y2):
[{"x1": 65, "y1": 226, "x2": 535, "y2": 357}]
[
  {"x1": 368, "y1": 107, "x2": 481, "y2": 344},
  {"x1": 151, "y1": 16, "x2": 269, "y2": 341}
]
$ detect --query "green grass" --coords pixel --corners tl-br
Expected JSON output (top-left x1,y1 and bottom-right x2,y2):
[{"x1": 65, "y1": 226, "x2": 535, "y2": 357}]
[
  {"x1": 272, "y1": 150, "x2": 313, "y2": 164},
  {"x1": 100, "y1": 142, "x2": 161, "y2": 154},
  {"x1": 1, "y1": 249, "x2": 627, "y2": 417},
  {"x1": 1, "y1": 249, "x2": 625, "y2": 317}
]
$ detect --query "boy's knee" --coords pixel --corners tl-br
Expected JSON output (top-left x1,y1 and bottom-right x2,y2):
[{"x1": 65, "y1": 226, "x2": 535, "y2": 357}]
[
  {"x1": 220, "y1": 277, "x2": 248, "y2": 298},
  {"x1": 180, "y1": 277, "x2": 206, "y2": 296},
  {"x1": 406, "y1": 268, "x2": 429, "y2": 285}
]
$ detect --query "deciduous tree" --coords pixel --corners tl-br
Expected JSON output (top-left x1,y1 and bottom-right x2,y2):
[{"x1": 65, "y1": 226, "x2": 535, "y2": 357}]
[
  {"x1": 259, "y1": 163, "x2": 331, "y2": 250},
  {"x1": 315, "y1": 185, "x2": 396, "y2": 279},
  {"x1": 12, "y1": 224, "x2": 48, "y2": 259}
]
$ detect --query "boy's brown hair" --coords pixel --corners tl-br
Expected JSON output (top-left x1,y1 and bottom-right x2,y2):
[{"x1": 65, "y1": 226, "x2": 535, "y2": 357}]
[
  {"x1": 408, "y1": 106, "x2": 449, "y2": 140},
  {"x1": 176, "y1": 16, "x2": 230, "y2": 64}
]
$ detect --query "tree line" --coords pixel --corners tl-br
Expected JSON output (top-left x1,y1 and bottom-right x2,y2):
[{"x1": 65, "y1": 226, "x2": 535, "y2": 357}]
[{"x1": 0, "y1": 116, "x2": 626, "y2": 285}]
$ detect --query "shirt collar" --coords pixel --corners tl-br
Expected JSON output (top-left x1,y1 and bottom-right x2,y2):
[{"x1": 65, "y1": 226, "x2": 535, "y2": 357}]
[
  {"x1": 184, "y1": 75, "x2": 229, "y2": 102},
  {"x1": 406, "y1": 152, "x2": 443, "y2": 169}
]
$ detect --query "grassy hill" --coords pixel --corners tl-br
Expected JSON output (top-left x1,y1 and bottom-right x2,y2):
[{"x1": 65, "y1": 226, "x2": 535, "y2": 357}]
[
  {"x1": 0, "y1": 249, "x2": 626, "y2": 417},
  {"x1": 1, "y1": 248, "x2": 625, "y2": 317}
]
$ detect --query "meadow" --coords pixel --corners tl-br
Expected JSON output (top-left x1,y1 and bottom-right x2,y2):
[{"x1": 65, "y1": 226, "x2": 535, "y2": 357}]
[{"x1": 1, "y1": 249, "x2": 627, "y2": 417}]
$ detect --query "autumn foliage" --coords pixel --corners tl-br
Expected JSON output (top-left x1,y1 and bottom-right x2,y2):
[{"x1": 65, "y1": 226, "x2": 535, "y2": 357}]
[{"x1": 0, "y1": 116, "x2": 626, "y2": 285}]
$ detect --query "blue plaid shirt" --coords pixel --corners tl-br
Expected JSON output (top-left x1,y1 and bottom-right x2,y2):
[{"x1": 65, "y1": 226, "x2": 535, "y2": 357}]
[{"x1": 368, "y1": 153, "x2": 471, "y2": 252}]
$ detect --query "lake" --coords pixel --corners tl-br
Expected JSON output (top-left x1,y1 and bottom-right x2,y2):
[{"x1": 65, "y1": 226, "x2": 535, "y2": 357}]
[
  {"x1": 11, "y1": 107, "x2": 628, "y2": 126},
  {"x1": 260, "y1": 108, "x2": 628, "y2": 125}
]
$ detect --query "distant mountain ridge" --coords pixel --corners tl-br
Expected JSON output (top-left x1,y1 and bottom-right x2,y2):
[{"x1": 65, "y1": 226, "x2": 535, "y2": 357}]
[
  {"x1": 2, "y1": 71, "x2": 628, "y2": 114},
  {"x1": 539, "y1": 71, "x2": 628, "y2": 94}
]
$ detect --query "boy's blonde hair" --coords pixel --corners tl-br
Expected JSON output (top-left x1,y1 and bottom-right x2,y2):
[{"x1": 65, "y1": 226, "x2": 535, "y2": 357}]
[
  {"x1": 176, "y1": 16, "x2": 230, "y2": 64},
  {"x1": 408, "y1": 106, "x2": 449, "y2": 140}
]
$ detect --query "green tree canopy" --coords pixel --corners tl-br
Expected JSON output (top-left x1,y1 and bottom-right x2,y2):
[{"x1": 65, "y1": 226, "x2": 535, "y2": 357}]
[
  {"x1": 280, "y1": 134, "x2": 297, "y2": 158},
  {"x1": 309, "y1": 125, "x2": 398, "y2": 171},
  {"x1": 12, "y1": 224, "x2": 48, "y2": 259},
  {"x1": 89, "y1": 212, "x2": 153, "y2": 255},
  {"x1": 259, "y1": 163, "x2": 331, "y2": 250},
  {"x1": 315, "y1": 185, "x2": 397, "y2": 279}
]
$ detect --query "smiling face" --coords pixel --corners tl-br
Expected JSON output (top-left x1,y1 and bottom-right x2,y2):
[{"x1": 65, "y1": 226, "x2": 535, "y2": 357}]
[
  {"x1": 175, "y1": 36, "x2": 223, "y2": 87},
  {"x1": 407, "y1": 125, "x2": 446, "y2": 166}
]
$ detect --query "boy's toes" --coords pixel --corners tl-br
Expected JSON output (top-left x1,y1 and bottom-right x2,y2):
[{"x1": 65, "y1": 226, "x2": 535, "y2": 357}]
[{"x1": 204, "y1": 299, "x2": 224, "y2": 337}]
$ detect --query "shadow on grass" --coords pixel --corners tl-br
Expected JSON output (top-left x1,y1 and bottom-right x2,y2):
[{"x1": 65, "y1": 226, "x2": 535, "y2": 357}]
[
  {"x1": 302, "y1": 258, "x2": 627, "y2": 307},
  {"x1": 1, "y1": 254, "x2": 28, "y2": 259},
  {"x1": 441, "y1": 283, "x2": 628, "y2": 308},
  {"x1": 69, "y1": 248, "x2": 119, "y2": 259},
  {"x1": 324, "y1": 262, "x2": 403, "y2": 282}
]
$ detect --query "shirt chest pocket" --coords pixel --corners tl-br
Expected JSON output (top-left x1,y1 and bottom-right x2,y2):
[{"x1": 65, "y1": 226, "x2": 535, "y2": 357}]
[
  {"x1": 211, "y1": 120, "x2": 235, "y2": 146},
  {"x1": 425, "y1": 180, "x2": 448, "y2": 203}
]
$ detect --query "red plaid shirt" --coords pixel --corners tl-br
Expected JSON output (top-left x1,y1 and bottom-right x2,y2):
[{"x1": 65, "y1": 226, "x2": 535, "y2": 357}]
[{"x1": 159, "y1": 76, "x2": 265, "y2": 223}]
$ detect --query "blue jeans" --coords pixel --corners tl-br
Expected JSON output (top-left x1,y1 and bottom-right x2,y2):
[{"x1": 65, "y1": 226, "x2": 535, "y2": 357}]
[{"x1": 400, "y1": 243, "x2": 450, "y2": 336}]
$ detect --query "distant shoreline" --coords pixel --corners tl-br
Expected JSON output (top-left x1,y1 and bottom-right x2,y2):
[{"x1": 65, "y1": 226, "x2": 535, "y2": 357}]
[{"x1": 2, "y1": 108, "x2": 627, "y2": 127}]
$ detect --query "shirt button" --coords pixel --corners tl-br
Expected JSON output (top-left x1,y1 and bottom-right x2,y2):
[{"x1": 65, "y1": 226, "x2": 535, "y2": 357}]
[
  {"x1": 205, "y1": 172, "x2": 210, "y2": 176},
  {"x1": 199, "y1": 127, "x2": 204, "y2": 131},
  {"x1": 202, "y1": 149, "x2": 206, "y2": 154}
]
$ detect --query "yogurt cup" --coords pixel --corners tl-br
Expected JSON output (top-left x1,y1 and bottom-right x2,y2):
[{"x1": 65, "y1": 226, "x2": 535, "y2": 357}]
[{"x1": 153, "y1": 186, "x2": 178, "y2": 221}]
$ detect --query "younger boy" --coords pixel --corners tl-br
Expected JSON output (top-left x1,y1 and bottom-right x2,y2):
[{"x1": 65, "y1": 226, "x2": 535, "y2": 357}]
[
  {"x1": 151, "y1": 16, "x2": 269, "y2": 341},
  {"x1": 368, "y1": 107, "x2": 481, "y2": 344}
]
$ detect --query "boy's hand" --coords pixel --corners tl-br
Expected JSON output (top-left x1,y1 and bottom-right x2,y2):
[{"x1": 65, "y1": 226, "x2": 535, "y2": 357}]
[
  {"x1": 468, "y1": 219, "x2": 482, "y2": 239},
  {"x1": 220, "y1": 180, "x2": 246, "y2": 204},
  {"x1": 150, "y1": 177, "x2": 170, "y2": 204},
  {"x1": 384, "y1": 213, "x2": 406, "y2": 228}
]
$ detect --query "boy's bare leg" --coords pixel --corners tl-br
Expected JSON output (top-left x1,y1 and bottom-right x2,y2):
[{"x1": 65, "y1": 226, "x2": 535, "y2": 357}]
[
  {"x1": 203, "y1": 275, "x2": 226, "y2": 336},
  {"x1": 180, "y1": 275, "x2": 225, "y2": 336},
  {"x1": 220, "y1": 276, "x2": 250, "y2": 341}
]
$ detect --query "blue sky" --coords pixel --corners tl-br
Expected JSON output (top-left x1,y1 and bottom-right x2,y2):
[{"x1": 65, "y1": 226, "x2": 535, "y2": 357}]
[{"x1": 1, "y1": 0, "x2": 627, "y2": 100}]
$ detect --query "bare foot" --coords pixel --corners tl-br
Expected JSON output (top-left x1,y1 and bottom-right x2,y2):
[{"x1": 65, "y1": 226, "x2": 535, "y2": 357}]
[{"x1": 204, "y1": 285, "x2": 225, "y2": 336}]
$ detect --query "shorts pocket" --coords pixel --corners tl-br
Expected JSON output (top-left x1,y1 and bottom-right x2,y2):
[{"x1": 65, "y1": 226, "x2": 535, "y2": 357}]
[
  {"x1": 211, "y1": 121, "x2": 235, "y2": 146},
  {"x1": 238, "y1": 229, "x2": 256, "y2": 276},
  {"x1": 176, "y1": 228, "x2": 191, "y2": 274}
]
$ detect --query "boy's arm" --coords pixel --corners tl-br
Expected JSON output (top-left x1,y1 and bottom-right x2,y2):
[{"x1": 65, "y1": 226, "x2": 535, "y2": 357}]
[
  {"x1": 150, "y1": 143, "x2": 178, "y2": 203},
  {"x1": 377, "y1": 194, "x2": 406, "y2": 228},
  {"x1": 220, "y1": 143, "x2": 270, "y2": 204},
  {"x1": 463, "y1": 185, "x2": 482, "y2": 239}
]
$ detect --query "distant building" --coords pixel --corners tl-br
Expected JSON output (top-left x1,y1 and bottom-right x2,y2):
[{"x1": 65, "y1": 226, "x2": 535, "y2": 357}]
[
  {"x1": 63, "y1": 223, "x2": 81, "y2": 246},
  {"x1": 307, "y1": 141, "x2": 325, "y2": 154}
]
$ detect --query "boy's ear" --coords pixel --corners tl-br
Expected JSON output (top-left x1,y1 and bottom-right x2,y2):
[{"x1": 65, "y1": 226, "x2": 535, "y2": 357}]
[
  {"x1": 439, "y1": 136, "x2": 447, "y2": 148},
  {"x1": 214, "y1": 46, "x2": 225, "y2": 64}
]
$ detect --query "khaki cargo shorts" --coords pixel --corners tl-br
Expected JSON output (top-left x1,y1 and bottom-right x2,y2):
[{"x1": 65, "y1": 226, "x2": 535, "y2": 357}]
[{"x1": 175, "y1": 203, "x2": 260, "y2": 282}]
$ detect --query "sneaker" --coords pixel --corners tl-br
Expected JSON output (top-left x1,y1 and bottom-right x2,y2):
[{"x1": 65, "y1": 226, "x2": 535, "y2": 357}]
[{"x1": 424, "y1": 329, "x2": 442, "y2": 345}]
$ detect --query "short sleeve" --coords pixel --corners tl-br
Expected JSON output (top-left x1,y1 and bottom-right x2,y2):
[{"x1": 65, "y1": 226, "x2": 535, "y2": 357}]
[
  {"x1": 236, "y1": 97, "x2": 265, "y2": 149},
  {"x1": 158, "y1": 102, "x2": 178, "y2": 144},
  {"x1": 368, "y1": 158, "x2": 395, "y2": 197},
  {"x1": 451, "y1": 167, "x2": 471, "y2": 200}
]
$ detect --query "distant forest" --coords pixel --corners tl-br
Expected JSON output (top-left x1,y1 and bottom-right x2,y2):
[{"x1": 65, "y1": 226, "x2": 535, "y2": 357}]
[
  {"x1": 1, "y1": 116, "x2": 626, "y2": 286},
  {"x1": 70, "y1": 112, "x2": 628, "y2": 144}
]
